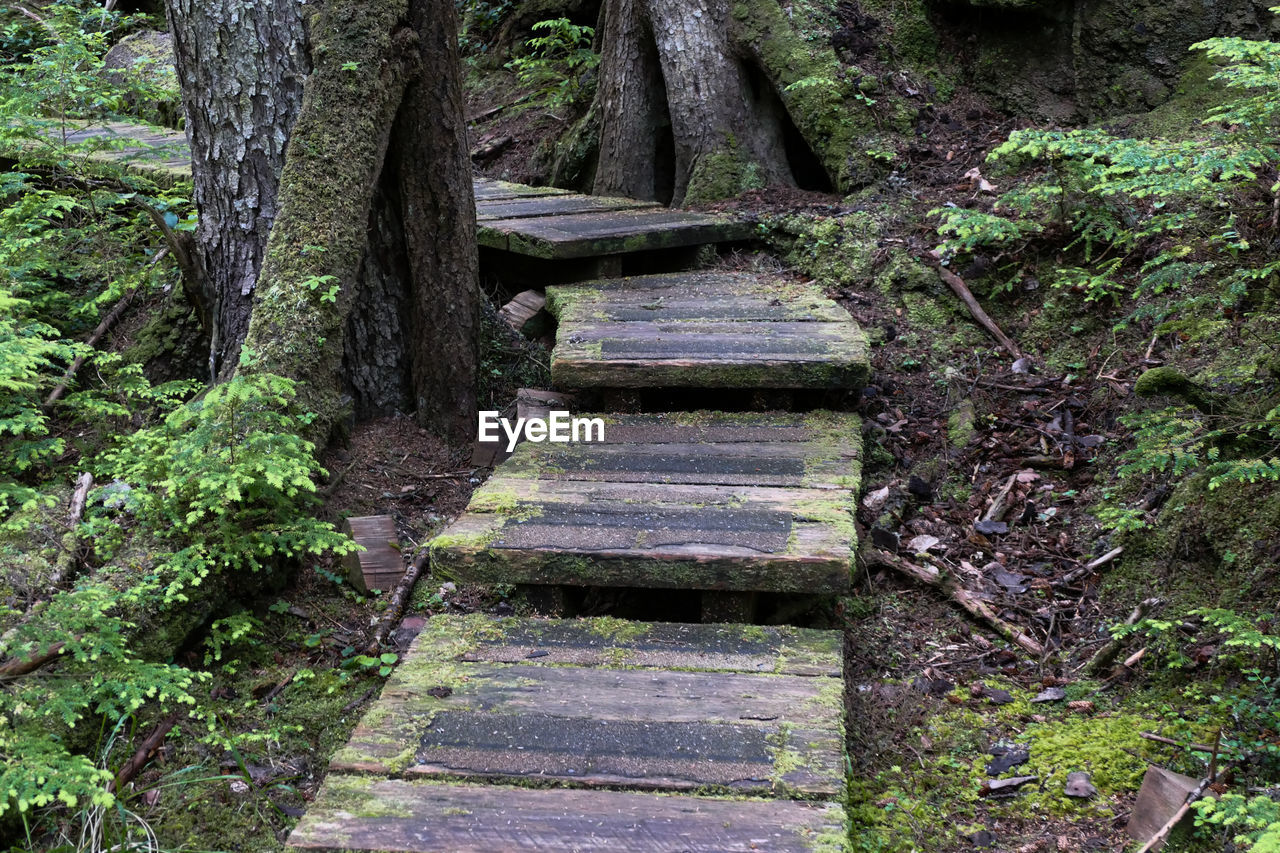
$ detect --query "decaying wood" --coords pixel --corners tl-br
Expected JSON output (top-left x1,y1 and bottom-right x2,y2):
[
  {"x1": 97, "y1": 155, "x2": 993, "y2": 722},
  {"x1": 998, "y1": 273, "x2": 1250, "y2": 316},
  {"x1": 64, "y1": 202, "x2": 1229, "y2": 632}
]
[
  {"x1": 867, "y1": 548, "x2": 1045, "y2": 656},
  {"x1": 43, "y1": 292, "x2": 139, "y2": 411},
  {"x1": 470, "y1": 135, "x2": 511, "y2": 162},
  {"x1": 0, "y1": 640, "x2": 67, "y2": 679},
  {"x1": 924, "y1": 251, "x2": 1021, "y2": 357},
  {"x1": 1085, "y1": 597, "x2": 1161, "y2": 675},
  {"x1": 110, "y1": 712, "x2": 180, "y2": 793},
  {"x1": 981, "y1": 473, "x2": 1018, "y2": 523},
  {"x1": 1134, "y1": 774, "x2": 1214, "y2": 853},
  {"x1": 49, "y1": 472, "x2": 94, "y2": 588},
  {"x1": 364, "y1": 549, "x2": 429, "y2": 654}
]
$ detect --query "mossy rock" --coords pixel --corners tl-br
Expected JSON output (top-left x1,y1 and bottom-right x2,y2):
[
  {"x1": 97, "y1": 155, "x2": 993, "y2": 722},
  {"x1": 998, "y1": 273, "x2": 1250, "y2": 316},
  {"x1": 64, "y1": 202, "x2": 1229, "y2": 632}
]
[{"x1": 103, "y1": 31, "x2": 182, "y2": 128}]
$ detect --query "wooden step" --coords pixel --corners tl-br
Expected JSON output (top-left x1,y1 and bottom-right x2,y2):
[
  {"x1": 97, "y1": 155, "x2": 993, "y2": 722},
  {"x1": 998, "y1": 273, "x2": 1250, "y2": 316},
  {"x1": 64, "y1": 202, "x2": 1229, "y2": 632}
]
[
  {"x1": 432, "y1": 411, "x2": 860, "y2": 593},
  {"x1": 476, "y1": 193, "x2": 660, "y2": 222},
  {"x1": 478, "y1": 208, "x2": 753, "y2": 260},
  {"x1": 547, "y1": 272, "x2": 869, "y2": 389},
  {"x1": 288, "y1": 615, "x2": 848, "y2": 852}
]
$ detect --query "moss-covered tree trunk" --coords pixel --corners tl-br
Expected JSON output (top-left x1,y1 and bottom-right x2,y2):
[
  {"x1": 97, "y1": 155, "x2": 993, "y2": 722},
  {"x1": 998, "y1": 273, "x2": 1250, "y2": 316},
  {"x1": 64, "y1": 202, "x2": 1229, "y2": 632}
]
[
  {"x1": 166, "y1": 0, "x2": 308, "y2": 378},
  {"x1": 591, "y1": 0, "x2": 887, "y2": 204},
  {"x1": 237, "y1": 1, "x2": 419, "y2": 438}
]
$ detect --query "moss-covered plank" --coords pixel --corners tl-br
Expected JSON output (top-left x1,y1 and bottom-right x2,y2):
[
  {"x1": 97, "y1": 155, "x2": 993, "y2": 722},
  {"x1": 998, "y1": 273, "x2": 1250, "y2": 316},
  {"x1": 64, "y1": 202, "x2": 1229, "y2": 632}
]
[
  {"x1": 548, "y1": 272, "x2": 869, "y2": 390},
  {"x1": 11, "y1": 118, "x2": 193, "y2": 185},
  {"x1": 494, "y1": 437, "x2": 861, "y2": 490},
  {"x1": 451, "y1": 616, "x2": 842, "y2": 676},
  {"x1": 477, "y1": 209, "x2": 754, "y2": 258},
  {"x1": 329, "y1": 615, "x2": 844, "y2": 795},
  {"x1": 432, "y1": 412, "x2": 860, "y2": 592},
  {"x1": 286, "y1": 776, "x2": 849, "y2": 852},
  {"x1": 475, "y1": 194, "x2": 660, "y2": 221},
  {"x1": 472, "y1": 177, "x2": 572, "y2": 200}
]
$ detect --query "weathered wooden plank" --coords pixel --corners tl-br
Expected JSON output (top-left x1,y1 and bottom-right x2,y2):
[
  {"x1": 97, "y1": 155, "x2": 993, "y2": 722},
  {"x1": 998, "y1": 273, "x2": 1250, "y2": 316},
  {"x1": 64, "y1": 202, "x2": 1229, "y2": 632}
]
[
  {"x1": 497, "y1": 289, "x2": 548, "y2": 336},
  {"x1": 434, "y1": 412, "x2": 860, "y2": 591},
  {"x1": 341, "y1": 515, "x2": 404, "y2": 593},
  {"x1": 476, "y1": 194, "x2": 659, "y2": 221},
  {"x1": 478, "y1": 209, "x2": 753, "y2": 258},
  {"x1": 450, "y1": 617, "x2": 842, "y2": 676},
  {"x1": 286, "y1": 777, "x2": 849, "y2": 853},
  {"x1": 330, "y1": 623, "x2": 844, "y2": 794},
  {"x1": 494, "y1": 437, "x2": 861, "y2": 489},
  {"x1": 547, "y1": 273, "x2": 869, "y2": 389},
  {"x1": 472, "y1": 177, "x2": 571, "y2": 200}
]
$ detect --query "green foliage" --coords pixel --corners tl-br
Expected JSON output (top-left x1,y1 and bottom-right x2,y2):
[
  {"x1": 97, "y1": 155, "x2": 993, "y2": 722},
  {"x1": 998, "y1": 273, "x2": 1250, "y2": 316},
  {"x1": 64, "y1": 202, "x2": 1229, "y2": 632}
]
[
  {"x1": 0, "y1": 6, "x2": 361, "y2": 840},
  {"x1": 934, "y1": 14, "x2": 1280, "y2": 515},
  {"x1": 505, "y1": 17, "x2": 597, "y2": 108},
  {"x1": 1194, "y1": 794, "x2": 1280, "y2": 853}
]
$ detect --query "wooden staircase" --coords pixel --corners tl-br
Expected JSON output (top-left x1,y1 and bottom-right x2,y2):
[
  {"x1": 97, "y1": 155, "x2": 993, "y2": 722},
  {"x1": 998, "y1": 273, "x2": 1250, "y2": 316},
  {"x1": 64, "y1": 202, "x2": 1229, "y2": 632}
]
[
  {"x1": 293, "y1": 177, "x2": 867, "y2": 851},
  {"x1": 50, "y1": 124, "x2": 865, "y2": 849}
]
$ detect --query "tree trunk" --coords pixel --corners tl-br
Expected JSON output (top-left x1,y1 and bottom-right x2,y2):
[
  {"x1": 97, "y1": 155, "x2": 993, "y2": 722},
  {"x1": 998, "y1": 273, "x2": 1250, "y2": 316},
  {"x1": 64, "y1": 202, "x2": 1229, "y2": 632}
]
[
  {"x1": 593, "y1": 0, "x2": 796, "y2": 206},
  {"x1": 238, "y1": 1, "x2": 420, "y2": 440},
  {"x1": 165, "y1": 0, "x2": 308, "y2": 379},
  {"x1": 395, "y1": 0, "x2": 481, "y2": 444},
  {"x1": 593, "y1": 0, "x2": 666, "y2": 201}
]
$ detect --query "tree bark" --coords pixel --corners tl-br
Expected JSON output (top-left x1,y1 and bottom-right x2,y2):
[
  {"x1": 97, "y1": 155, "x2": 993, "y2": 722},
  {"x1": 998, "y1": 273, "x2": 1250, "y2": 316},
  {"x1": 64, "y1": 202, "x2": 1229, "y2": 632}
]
[
  {"x1": 395, "y1": 0, "x2": 481, "y2": 444},
  {"x1": 593, "y1": 0, "x2": 796, "y2": 206},
  {"x1": 166, "y1": 0, "x2": 308, "y2": 379},
  {"x1": 593, "y1": 0, "x2": 666, "y2": 201}
]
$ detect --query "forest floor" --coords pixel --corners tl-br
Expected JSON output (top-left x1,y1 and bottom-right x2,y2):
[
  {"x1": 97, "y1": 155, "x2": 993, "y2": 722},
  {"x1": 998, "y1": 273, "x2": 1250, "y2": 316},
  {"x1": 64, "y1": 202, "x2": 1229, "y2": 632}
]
[{"x1": 121, "y1": 80, "x2": 1232, "y2": 853}]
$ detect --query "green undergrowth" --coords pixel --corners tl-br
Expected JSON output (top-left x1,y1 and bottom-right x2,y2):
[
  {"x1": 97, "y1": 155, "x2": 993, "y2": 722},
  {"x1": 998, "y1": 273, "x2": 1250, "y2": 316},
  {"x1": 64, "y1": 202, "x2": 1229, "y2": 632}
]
[{"x1": 849, "y1": 677, "x2": 1217, "y2": 852}]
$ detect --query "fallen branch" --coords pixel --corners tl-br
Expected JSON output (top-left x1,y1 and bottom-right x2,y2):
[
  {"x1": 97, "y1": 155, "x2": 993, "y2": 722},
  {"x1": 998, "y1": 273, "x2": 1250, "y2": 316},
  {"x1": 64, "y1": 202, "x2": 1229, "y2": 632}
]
[
  {"x1": 982, "y1": 473, "x2": 1019, "y2": 523},
  {"x1": 1084, "y1": 597, "x2": 1161, "y2": 675},
  {"x1": 924, "y1": 251, "x2": 1021, "y2": 357},
  {"x1": 42, "y1": 292, "x2": 138, "y2": 410},
  {"x1": 1058, "y1": 546, "x2": 1124, "y2": 586},
  {"x1": 109, "y1": 712, "x2": 180, "y2": 793},
  {"x1": 49, "y1": 472, "x2": 93, "y2": 588},
  {"x1": 867, "y1": 548, "x2": 1045, "y2": 656},
  {"x1": 364, "y1": 549, "x2": 430, "y2": 654},
  {"x1": 0, "y1": 641, "x2": 67, "y2": 679},
  {"x1": 1139, "y1": 731, "x2": 1221, "y2": 754}
]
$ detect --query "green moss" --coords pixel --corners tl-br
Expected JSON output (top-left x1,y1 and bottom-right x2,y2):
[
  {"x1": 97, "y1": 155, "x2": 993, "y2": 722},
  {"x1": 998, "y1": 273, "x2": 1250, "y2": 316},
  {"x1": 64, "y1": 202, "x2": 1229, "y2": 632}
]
[
  {"x1": 947, "y1": 399, "x2": 977, "y2": 448},
  {"x1": 684, "y1": 140, "x2": 767, "y2": 204},
  {"x1": 730, "y1": 0, "x2": 889, "y2": 191}
]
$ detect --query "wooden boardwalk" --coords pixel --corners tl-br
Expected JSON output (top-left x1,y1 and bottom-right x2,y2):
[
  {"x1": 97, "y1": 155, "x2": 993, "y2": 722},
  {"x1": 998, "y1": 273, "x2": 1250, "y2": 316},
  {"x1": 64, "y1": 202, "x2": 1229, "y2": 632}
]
[
  {"x1": 13, "y1": 120, "x2": 750, "y2": 262},
  {"x1": 548, "y1": 272, "x2": 869, "y2": 389},
  {"x1": 433, "y1": 411, "x2": 861, "y2": 593},
  {"x1": 288, "y1": 616, "x2": 848, "y2": 852},
  {"x1": 34, "y1": 122, "x2": 863, "y2": 848}
]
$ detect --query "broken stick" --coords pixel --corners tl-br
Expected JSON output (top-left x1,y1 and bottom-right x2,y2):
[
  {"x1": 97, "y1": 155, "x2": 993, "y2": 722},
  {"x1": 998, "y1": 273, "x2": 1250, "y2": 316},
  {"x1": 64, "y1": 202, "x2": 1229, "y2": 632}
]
[
  {"x1": 49, "y1": 472, "x2": 93, "y2": 588},
  {"x1": 924, "y1": 250, "x2": 1022, "y2": 357},
  {"x1": 867, "y1": 548, "x2": 1045, "y2": 656},
  {"x1": 364, "y1": 548, "x2": 430, "y2": 654},
  {"x1": 1085, "y1": 596, "x2": 1162, "y2": 675}
]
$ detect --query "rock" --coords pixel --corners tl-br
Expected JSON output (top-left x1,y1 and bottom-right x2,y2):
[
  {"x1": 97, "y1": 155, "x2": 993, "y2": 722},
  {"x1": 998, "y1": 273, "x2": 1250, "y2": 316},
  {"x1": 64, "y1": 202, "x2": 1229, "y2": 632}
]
[
  {"x1": 102, "y1": 31, "x2": 181, "y2": 127},
  {"x1": 967, "y1": 829, "x2": 997, "y2": 848},
  {"x1": 974, "y1": 519, "x2": 1008, "y2": 535},
  {"x1": 1064, "y1": 771, "x2": 1098, "y2": 798},
  {"x1": 983, "y1": 687, "x2": 1015, "y2": 705},
  {"x1": 986, "y1": 745, "x2": 1030, "y2": 776},
  {"x1": 1011, "y1": 357, "x2": 1035, "y2": 374},
  {"x1": 907, "y1": 475, "x2": 934, "y2": 500},
  {"x1": 871, "y1": 527, "x2": 900, "y2": 551},
  {"x1": 1032, "y1": 686, "x2": 1067, "y2": 703}
]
